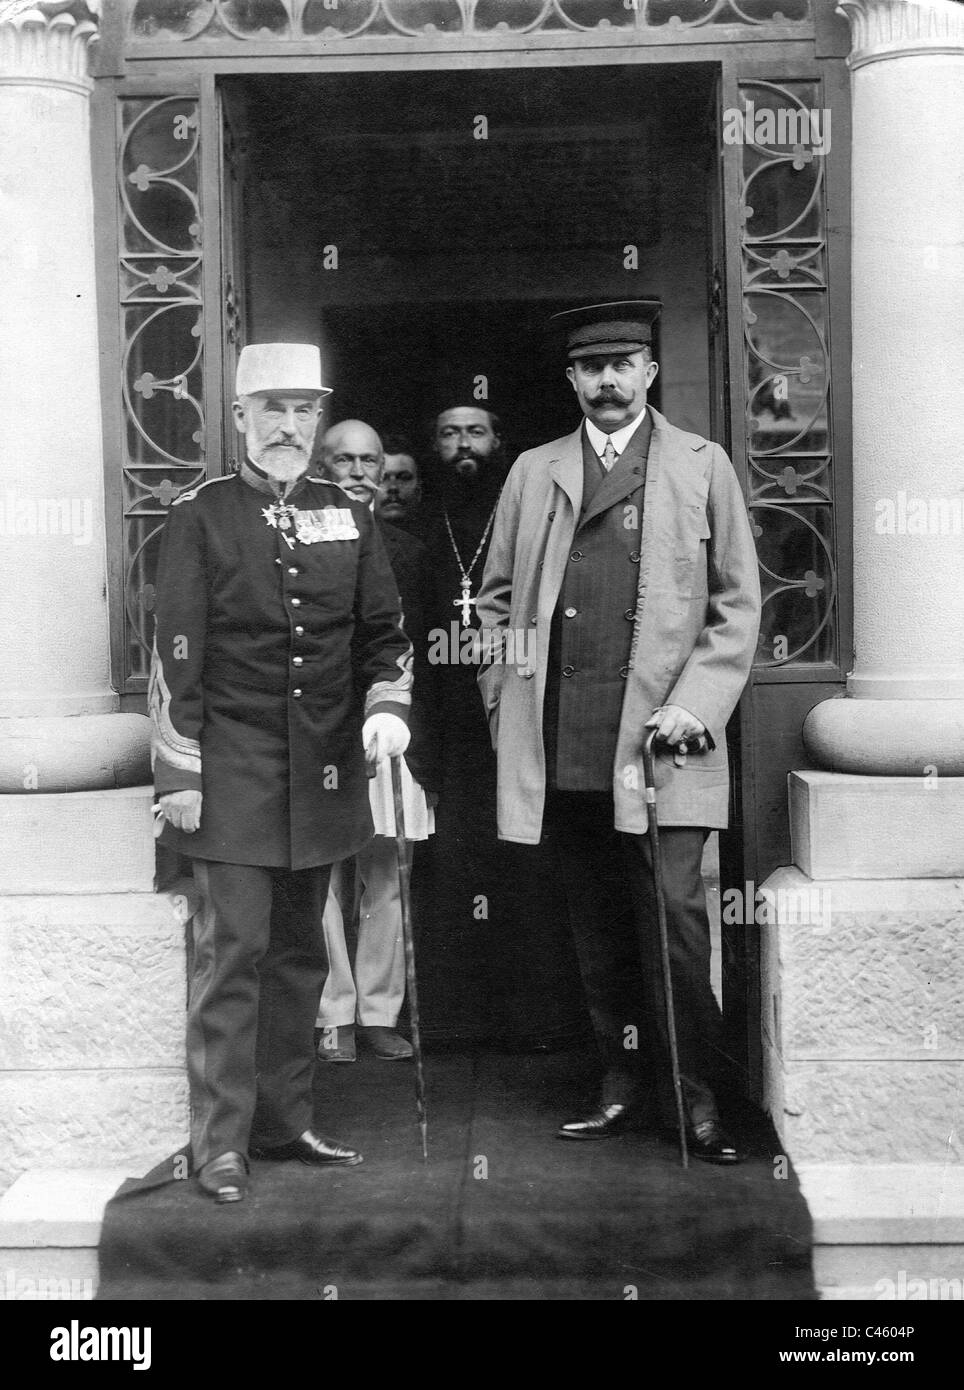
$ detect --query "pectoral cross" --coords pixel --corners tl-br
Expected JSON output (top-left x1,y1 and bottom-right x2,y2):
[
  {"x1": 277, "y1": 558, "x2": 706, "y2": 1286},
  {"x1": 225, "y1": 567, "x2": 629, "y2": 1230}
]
[{"x1": 453, "y1": 578, "x2": 477, "y2": 628}]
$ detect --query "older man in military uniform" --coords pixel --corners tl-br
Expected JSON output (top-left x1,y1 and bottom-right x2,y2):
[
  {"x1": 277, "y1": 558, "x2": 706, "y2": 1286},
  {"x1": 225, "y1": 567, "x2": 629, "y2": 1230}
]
[
  {"x1": 476, "y1": 303, "x2": 761, "y2": 1162},
  {"x1": 150, "y1": 344, "x2": 413, "y2": 1203}
]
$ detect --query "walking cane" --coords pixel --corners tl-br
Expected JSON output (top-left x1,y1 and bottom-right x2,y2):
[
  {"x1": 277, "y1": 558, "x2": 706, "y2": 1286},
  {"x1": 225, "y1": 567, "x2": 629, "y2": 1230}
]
[
  {"x1": 640, "y1": 725, "x2": 703, "y2": 1171},
  {"x1": 390, "y1": 755, "x2": 429, "y2": 1162}
]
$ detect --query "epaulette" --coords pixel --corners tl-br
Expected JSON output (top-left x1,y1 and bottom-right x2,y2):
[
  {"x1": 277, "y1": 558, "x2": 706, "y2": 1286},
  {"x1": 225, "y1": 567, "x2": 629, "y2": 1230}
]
[{"x1": 171, "y1": 475, "x2": 236, "y2": 507}]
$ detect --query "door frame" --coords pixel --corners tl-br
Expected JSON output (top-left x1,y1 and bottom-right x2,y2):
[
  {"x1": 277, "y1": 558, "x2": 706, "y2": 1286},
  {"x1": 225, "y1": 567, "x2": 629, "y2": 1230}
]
[{"x1": 92, "y1": 21, "x2": 851, "y2": 1101}]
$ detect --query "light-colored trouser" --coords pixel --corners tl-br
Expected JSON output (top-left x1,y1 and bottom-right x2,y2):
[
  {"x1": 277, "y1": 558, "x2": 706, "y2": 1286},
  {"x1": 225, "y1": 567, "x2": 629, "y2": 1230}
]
[{"x1": 317, "y1": 836, "x2": 413, "y2": 1029}]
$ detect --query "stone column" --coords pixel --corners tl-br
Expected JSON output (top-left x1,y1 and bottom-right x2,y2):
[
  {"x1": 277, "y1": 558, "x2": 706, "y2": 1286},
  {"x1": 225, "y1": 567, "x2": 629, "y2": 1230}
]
[
  {"x1": 804, "y1": 0, "x2": 964, "y2": 775},
  {"x1": 0, "y1": 3, "x2": 190, "y2": 1206},
  {"x1": 761, "y1": 0, "x2": 964, "y2": 1298},
  {"x1": 0, "y1": 0, "x2": 150, "y2": 806}
]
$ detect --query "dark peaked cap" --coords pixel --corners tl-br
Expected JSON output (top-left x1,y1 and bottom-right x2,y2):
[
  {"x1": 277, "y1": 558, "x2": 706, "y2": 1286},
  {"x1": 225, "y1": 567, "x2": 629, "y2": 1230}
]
[{"x1": 550, "y1": 300, "x2": 661, "y2": 360}]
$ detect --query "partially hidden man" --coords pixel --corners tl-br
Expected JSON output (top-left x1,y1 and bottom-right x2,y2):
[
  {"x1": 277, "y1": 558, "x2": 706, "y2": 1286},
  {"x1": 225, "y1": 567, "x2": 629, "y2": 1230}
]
[
  {"x1": 149, "y1": 344, "x2": 413, "y2": 1203},
  {"x1": 476, "y1": 302, "x2": 762, "y2": 1162}
]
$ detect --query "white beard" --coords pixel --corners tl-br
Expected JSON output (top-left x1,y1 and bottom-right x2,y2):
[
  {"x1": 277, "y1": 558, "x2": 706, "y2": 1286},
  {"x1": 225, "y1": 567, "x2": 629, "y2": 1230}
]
[{"x1": 251, "y1": 447, "x2": 309, "y2": 484}]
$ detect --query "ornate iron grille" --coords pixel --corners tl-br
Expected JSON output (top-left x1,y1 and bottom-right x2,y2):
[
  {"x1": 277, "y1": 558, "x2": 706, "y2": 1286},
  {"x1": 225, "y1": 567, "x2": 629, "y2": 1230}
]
[
  {"x1": 128, "y1": 0, "x2": 811, "y2": 44},
  {"x1": 738, "y1": 79, "x2": 837, "y2": 668},
  {"x1": 117, "y1": 95, "x2": 205, "y2": 684}
]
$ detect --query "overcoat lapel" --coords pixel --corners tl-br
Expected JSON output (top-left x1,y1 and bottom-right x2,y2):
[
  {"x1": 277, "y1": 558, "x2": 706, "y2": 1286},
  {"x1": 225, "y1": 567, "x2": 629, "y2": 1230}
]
[{"x1": 547, "y1": 427, "x2": 584, "y2": 518}]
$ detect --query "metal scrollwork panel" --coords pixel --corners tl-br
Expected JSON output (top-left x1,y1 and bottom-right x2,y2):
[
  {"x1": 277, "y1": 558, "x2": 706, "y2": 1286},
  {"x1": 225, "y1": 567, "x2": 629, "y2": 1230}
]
[
  {"x1": 118, "y1": 96, "x2": 206, "y2": 684},
  {"x1": 128, "y1": 0, "x2": 811, "y2": 42},
  {"x1": 738, "y1": 80, "x2": 836, "y2": 670},
  {"x1": 751, "y1": 503, "x2": 836, "y2": 666}
]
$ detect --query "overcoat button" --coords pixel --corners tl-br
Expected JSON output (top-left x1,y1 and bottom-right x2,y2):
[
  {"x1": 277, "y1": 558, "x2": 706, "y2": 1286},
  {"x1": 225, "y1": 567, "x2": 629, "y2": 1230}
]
[
  {"x1": 287, "y1": 566, "x2": 299, "y2": 576},
  {"x1": 570, "y1": 550, "x2": 583, "y2": 562},
  {"x1": 624, "y1": 608, "x2": 635, "y2": 621},
  {"x1": 290, "y1": 597, "x2": 301, "y2": 607},
  {"x1": 294, "y1": 625, "x2": 304, "y2": 636},
  {"x1": 274, "y1": 558, "x2": 282, "y2": 566},
  {"x1": 548, "y1": 511, "x2": 555, "y2": 521},
  {"x1": 619, "y1": 665, "x2": 629, "y2": 679},
  {"x1": 629, "y1": 551, "x2": 641, "y2": 563},
  {"x1": 562, "y1": 665, "x2": 575, "y2": 677},
  {"x1": 292, "y1": 688, "x2": 303, "y2": 698},
  {"x1": 292, "y1": 656, "x2": 303, "y2": 667},
  {"x1": 564, "y1": 607, "x2": 577, "y2": 619}
]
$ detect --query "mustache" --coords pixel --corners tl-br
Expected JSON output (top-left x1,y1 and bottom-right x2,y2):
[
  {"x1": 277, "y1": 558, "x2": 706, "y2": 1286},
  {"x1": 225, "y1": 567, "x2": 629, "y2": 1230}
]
[{"x1": 589, "y1": 392, "x2": 627, "y2": 405}]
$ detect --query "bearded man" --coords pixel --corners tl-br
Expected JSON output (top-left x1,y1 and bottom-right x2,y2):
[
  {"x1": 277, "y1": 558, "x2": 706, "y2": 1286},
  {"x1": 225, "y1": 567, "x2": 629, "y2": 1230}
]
[{"x1": 150, "y1": 345, "x2": 412, "y2": 1202}]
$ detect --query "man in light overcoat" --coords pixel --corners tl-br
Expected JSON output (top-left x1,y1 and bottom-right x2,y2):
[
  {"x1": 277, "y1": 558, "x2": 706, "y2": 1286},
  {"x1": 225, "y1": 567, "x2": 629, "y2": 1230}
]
[{"x1": 476, "y1": 302, "x2": 761, "y2": 1161}]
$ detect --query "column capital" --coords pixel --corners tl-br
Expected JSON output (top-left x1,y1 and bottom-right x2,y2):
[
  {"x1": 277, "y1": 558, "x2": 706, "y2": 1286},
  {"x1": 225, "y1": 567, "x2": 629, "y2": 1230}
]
[
  {"x1": 837, "y1": 0, "x2": 964, "y2": 69},
  {"x1": 0, "y1": 2, "x2": 100, "y2": 96}
]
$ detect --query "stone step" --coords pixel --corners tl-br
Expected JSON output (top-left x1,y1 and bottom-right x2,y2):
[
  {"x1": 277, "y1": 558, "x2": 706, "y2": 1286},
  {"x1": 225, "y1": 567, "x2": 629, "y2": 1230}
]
[
  {"x1": 799, "y1": 1163, "x2": 964, "y2": 1301},
  {"x1": 0, "y1": 1168, "x2": 129, "y2": 1300}
]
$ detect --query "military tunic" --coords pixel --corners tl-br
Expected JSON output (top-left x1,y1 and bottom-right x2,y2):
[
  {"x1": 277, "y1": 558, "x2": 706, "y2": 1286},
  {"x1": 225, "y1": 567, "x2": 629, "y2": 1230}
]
[{"x1": 149, "y1": 467, "x2": 412, "y2": 870}]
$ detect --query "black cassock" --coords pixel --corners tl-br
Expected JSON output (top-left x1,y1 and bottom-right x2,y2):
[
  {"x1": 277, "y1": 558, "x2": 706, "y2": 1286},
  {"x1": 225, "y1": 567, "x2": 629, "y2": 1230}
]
[{"x1": 413, "y1": 476, "x2": 587, "y2": 1049}]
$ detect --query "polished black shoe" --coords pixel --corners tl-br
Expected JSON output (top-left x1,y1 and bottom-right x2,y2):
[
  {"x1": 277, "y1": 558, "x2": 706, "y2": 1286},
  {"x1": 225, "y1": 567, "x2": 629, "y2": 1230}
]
[
  {"x1": 557, "y1": 1102, "x2": 632, "y2": 1141},
  {"x1": 252, "y1": 1129, "x2": 363, "y2": 1167},
  {"x1": 197, "y1": 1151, "x2": 248, "y2": 1203},
  {"x1": 687, "y1": 1118, "x2": 743, "y2": 1164}
]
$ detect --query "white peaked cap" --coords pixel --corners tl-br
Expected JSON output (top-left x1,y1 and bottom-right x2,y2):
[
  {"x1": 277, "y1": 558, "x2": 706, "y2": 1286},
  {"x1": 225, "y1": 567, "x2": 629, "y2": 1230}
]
[{"x1": 235, "y1": 343, "x2": 332, "y2": 397}]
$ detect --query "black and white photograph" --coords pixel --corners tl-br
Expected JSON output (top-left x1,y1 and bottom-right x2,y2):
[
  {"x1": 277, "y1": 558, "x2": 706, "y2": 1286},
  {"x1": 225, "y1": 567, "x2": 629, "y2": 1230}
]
[{"x1": 0, "y1": 0, "x2": 961, "y2": 1347}]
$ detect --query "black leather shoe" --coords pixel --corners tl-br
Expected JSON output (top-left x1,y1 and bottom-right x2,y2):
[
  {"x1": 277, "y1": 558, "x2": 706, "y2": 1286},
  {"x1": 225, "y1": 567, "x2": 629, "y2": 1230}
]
[
  {"x1": 197, "y1": 1151, "x2": 248, "y2": 1203},
  {"x1": 252, "y1": 1129, "x2": 363, "y2": 1166},
  {"x1": 687, "y1": 1119, "x2": 743, "y2": 1164},
  {"x1": 557, "y1": 1102, "x2": 632, "y2": 1141}
]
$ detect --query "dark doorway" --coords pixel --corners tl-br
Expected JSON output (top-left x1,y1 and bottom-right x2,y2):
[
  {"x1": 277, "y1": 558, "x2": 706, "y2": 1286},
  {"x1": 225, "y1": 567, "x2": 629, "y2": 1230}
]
[
  {"x1": 226, "y1": 63, "x2": 725, "y2": 1052},
  {"x1": 233, "y1": 64, "x2": 715, "y2": 452}
]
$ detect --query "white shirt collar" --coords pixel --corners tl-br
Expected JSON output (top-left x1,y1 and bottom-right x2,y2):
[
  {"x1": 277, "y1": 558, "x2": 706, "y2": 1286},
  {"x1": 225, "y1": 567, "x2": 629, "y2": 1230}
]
[{"x1": 585, "y1": 407, "x2": 648, "y2": 461}]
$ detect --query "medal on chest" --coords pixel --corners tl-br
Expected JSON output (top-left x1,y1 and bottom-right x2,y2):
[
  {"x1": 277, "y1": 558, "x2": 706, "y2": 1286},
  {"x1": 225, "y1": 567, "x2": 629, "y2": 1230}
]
[{"x1": 261, "y1": 502, "x2": 359, "y2": 548}]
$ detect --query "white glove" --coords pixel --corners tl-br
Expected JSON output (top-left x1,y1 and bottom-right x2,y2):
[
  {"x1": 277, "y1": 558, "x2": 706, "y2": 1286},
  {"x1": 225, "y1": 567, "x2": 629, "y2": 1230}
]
[
  {"x1": 362, "y1": 713, "x2": 410, "y2": 767},
  {"x1": 156, "y1": 789, "x2": 203, "y2": 834}
]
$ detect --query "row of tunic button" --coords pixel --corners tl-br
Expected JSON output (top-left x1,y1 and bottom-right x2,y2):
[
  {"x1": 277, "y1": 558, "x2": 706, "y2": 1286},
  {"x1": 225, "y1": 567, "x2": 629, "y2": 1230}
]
[{"x1": 277, "y1": 556, "x2": 305, "y2": 697}]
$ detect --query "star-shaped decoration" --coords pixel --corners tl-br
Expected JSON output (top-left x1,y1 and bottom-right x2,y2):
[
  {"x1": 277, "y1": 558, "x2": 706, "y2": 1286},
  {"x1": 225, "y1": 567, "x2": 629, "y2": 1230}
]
[
  {"x1": 799, "y1": 355, "x2": 818, "y2": 385},
  {"x1": 128, "y1": 164, "x2": 153, "y2": 193},
  {"x1": 155, "y1": 479, "x2": 179, "y2": 506},
  {"x1": 780, "y1": 466, "x2": 801, "y2": 496},
  {"x1": 148, "y1": 265, "x2": 175, "y2": 292}
]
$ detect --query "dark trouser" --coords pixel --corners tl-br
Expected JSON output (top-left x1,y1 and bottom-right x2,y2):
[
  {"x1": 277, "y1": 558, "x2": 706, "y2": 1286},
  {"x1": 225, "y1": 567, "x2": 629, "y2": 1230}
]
[
  {"x1": 544, "y1": 791, "x2": 723, "y2": 1127},
  {"x1": 188, "y1": 859, "x2": 332, "y2": 1168}
]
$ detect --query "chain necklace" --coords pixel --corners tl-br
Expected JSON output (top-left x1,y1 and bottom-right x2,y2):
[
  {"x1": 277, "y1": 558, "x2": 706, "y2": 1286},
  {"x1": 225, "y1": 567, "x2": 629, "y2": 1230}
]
[{"x1": 443, "y1": 501, "x2": 499, "y2": 627}]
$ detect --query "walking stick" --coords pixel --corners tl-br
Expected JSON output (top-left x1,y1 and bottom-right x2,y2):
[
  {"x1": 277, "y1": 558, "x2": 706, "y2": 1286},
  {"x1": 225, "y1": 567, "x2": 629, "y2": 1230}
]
[
  {"x1": 390, "y1": 755, "x2": 429, "y2": 1162},
  {"x1": 641, "y1": 726, "x2": 692, "y2": 1171}
]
